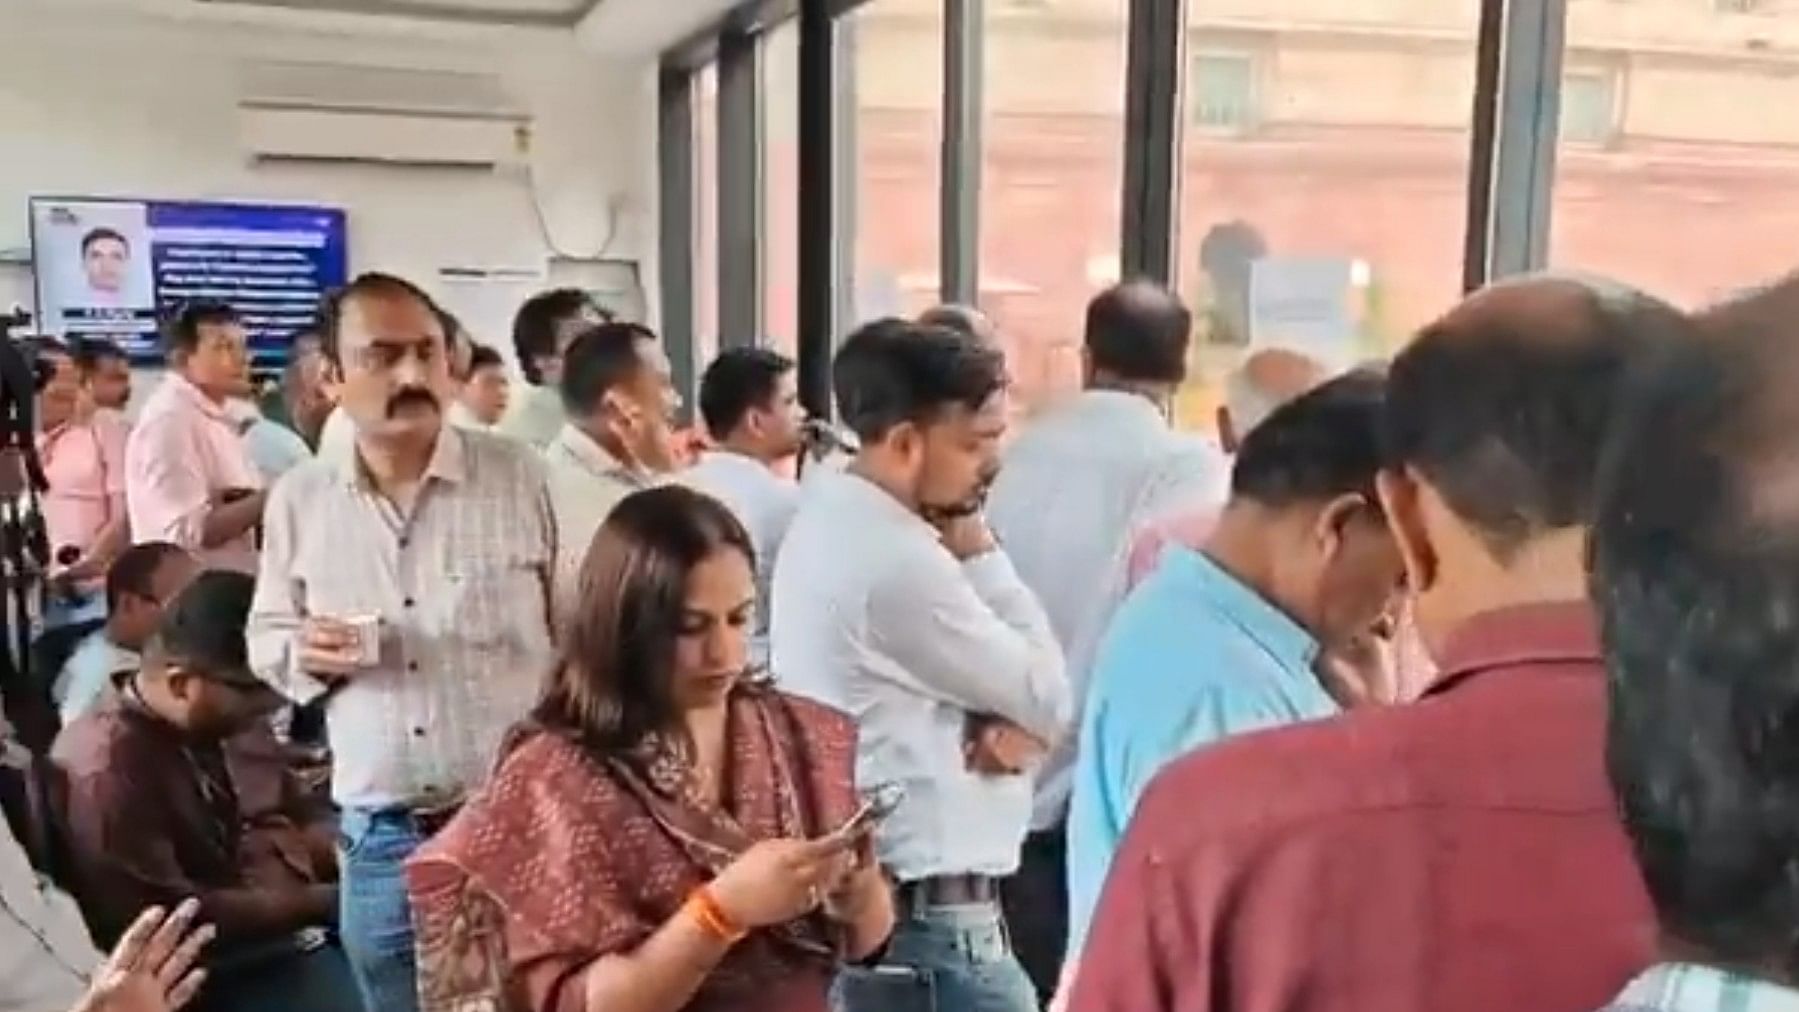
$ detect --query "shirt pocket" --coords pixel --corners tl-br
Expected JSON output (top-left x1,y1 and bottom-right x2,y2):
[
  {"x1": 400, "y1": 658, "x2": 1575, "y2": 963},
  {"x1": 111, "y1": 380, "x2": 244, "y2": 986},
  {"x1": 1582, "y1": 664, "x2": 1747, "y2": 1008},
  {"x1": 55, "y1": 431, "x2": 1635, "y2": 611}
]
[{"x1": 445, "y1": 557, "x2": 546, "y2": 648}]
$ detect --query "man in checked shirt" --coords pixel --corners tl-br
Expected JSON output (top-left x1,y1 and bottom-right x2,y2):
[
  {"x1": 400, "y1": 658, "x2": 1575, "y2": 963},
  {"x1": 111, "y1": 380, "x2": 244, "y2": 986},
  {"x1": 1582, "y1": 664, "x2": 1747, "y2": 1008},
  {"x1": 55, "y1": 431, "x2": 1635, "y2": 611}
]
[{"x1": 248, "y1": 273, "x2": 558, "y2": 1012}]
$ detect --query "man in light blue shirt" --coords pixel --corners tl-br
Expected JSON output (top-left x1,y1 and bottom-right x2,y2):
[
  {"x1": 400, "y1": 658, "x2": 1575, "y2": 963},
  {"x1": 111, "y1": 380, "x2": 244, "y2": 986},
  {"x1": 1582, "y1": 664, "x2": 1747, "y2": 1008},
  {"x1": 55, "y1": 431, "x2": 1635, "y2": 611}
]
[{"x1": 1064, "y1": 370, "x2": 1405, "y2": 964}]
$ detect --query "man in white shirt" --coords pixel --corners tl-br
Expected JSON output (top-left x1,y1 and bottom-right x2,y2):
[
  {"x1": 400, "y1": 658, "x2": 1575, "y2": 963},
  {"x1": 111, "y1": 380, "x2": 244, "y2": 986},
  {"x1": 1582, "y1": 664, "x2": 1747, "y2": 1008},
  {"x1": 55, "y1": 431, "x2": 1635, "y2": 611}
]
[
  {"x1": 499, "y1": 288, "x2": 606, "y2": 449},
  {"x1": 682, "y1": 348, "x2": 804, "y2": 664},
  {"x1": 773, "y1": 318, "x2": 1070, "y2": 1012},
  {"x1": 543, "y1": 322, "x2": 679, "y2": 604},
  {"x1": 984, "y1": 280, "x2": 1229, "y2": 1001},
  {"x1": 448, "y1": 343, "x2": 508, "y2": 433}
]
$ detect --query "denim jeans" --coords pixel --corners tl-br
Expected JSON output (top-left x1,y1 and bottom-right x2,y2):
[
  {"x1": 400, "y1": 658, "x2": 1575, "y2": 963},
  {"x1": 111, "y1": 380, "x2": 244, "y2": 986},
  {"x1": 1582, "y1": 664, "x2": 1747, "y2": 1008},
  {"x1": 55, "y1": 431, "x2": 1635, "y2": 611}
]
[
  {"x1": 833, "y1": 899, "x2": 1040, "y2": 1012},
  {"x1": 338, "y1": 807, "x2": 424, "y2": 1012}
]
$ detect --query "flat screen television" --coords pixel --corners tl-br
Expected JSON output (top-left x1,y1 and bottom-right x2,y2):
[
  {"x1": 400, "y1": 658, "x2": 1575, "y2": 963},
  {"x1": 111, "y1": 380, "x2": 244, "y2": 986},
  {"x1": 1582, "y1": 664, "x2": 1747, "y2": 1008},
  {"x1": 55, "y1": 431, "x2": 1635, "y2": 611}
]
[{"x1": 28, "y1": 196, "x2": 349, "y2": 370}]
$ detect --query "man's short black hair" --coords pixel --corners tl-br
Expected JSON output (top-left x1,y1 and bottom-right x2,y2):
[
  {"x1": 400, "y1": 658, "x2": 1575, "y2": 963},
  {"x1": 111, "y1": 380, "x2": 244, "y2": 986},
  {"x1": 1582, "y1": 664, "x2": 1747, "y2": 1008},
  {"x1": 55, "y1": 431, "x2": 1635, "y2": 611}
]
[
  {"x1": 1231, "y1": 369, "x2": 1386, "y2": 508},
  {"x1": 1590, "y1": 304, "x2": 1799, "y2": 978},
  {"x1": 1084, "y1": 280, "x2": 1192, "y2": 385},
  {"x1": 154, "y1": 569, "x2": 256, "y2": 682},
  {"x1": 105, "y1": 541, "x2": 186, "y2": 613},
  {"x1": 560, "y1": 322, "x2": 656, "y2": 416},
  {"x1": 832, "y1": 318, "x2": 1007, "y2": 443},
  {"x1": 513, "y1": 288, "x2": 607, "y2": 386},
  {"x1": 314, "y1": 272, "x2": 444, "y2": 366},
  {"x1": 80, "y1": 227, "x2": 128, "y2": 256},
  {"x1": 468, "y1": 342, "x2": 504, "y2": 373},
  {"x1": 1383, "y1": 280, "x2": 1683, "y2": 563},
  {"x1": 69, "y1": 337, "x2": 126, "y2": 377},
  {"x1": 699, "y1": 347, "x2": 794, "y2": 441},
  {"x1": 162, "y1": 301, "x2": 242, "y2": 358}
]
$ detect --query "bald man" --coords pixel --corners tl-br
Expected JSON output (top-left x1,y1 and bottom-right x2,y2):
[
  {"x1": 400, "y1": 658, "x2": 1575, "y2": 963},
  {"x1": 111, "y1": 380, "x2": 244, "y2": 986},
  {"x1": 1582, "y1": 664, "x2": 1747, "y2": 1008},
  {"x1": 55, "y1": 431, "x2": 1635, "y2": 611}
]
[
  {"x1": 1127, "y1": 347, "x2": 1326, "y2": 587},
  {"x1": 918, "y1": 303, "x2": 1001, "y2": 345},
  {"x1": 1218, "y1": 346, "x2": 1328, "y2": 452},
  {"x1": 1065, "y1": 275, "x2": 1676, "y2": 1012}
]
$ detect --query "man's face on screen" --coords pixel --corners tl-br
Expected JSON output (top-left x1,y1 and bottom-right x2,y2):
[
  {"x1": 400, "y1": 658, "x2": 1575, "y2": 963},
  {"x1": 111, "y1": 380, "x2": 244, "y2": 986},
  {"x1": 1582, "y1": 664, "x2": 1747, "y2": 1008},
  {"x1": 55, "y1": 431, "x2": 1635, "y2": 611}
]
[{"x1": 83, "y1": 237, "x2": 129, "y2": 294}]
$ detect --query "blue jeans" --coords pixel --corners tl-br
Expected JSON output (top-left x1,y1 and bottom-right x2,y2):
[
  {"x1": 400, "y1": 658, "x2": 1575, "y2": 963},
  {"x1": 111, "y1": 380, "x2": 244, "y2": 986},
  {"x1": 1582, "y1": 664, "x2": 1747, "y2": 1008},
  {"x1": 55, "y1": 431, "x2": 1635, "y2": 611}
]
[
  {"x1": 338, "y1": 808, "x2": 424, "y2": 1012},
  {"x1": 832, "y1": 900, "x2": 1039, "y2": 1012}
]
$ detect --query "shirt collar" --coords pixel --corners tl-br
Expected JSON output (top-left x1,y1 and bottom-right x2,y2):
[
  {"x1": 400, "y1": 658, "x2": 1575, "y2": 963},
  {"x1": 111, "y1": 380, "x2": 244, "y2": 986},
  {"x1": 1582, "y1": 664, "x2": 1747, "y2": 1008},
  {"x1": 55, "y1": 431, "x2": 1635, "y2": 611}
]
[
  {"x1": 1425, "y1": 600, "x2": 1600, "y2": 699},
  {"x1": 163, "y1": 371, "x2": 233, "y2": 424},
  {"x1": 328, "y1": 421, "x2": 467, "y2": 490},
  {"x1": 1167, "y1": 547, "x2": 1321, "y2": 673},
  {"x1": 829, "y1": 467, "x2": 939, "y2": 538},
  {"x1": 1070, "y1": 388, "x2": 1170, "y2": 429},
  {"x1": 1611, "y1": 962, "x2": 1799, "y2": 1011},
  {"x1": 552, "y1": 423, "x2": 649, "y2": 487}
]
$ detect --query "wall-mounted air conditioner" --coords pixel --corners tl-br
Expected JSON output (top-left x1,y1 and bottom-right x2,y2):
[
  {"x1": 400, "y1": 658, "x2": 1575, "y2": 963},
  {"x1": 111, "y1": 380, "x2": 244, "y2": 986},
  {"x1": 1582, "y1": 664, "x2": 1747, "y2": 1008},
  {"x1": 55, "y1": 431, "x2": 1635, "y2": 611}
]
[{"x1": 236, "y1": 60, "x2": 530, "y2": 168}]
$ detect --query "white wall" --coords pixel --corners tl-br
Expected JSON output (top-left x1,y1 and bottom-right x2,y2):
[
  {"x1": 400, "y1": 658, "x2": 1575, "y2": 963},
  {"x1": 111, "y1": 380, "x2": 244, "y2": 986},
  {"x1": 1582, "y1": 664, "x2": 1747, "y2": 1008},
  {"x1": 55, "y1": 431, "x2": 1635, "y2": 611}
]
[{"x1": 0, "y1": 5, "x2": 660, "y2": 368}]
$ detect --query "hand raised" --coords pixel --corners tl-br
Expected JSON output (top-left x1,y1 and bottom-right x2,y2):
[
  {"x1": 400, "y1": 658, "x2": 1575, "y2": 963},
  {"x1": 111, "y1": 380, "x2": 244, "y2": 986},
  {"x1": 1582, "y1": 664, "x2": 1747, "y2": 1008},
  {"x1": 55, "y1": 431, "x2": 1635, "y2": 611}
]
[{"x1": 73, "y1": 899, "x2": 214, "y2": 1012}]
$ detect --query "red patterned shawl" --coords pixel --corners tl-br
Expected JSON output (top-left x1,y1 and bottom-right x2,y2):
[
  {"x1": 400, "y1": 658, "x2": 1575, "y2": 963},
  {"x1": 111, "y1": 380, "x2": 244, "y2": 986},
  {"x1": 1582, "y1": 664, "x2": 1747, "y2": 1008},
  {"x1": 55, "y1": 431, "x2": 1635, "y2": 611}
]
[{"x1": 407, "y1": 686, "x2": 859, "y2": 1012}]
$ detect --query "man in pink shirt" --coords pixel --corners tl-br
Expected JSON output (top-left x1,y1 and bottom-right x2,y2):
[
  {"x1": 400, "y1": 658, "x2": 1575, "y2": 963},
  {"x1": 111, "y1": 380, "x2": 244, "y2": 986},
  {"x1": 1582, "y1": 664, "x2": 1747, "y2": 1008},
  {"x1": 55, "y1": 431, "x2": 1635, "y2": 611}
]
[
  {"x1": 125, "y1": 302, "x2": 265, "y2": 573},
  {"x1": 33, "y1": 338, "x2": 129, "y2": 595}
]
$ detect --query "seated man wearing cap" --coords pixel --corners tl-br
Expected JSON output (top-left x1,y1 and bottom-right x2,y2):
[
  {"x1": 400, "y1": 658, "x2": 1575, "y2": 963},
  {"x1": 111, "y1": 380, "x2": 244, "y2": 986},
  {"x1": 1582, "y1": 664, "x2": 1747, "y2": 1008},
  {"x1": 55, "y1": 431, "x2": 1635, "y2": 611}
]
[{"x1": 53, "y1": 570, "x2": 358, "y2": 1012}]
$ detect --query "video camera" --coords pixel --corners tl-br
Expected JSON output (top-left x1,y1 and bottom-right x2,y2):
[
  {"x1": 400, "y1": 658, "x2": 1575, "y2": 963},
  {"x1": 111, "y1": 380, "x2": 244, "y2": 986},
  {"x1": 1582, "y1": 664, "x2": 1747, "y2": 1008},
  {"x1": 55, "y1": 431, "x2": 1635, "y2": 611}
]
[{"x1": 0, "y1": 306, "x2": 53, "y2": 751}]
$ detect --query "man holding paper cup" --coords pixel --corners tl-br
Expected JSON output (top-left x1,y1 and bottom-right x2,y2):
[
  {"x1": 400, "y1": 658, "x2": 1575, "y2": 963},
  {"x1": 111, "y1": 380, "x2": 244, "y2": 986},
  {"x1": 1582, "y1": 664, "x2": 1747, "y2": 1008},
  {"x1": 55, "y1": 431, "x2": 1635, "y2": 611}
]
[{"x1": 247, "y1": 273, "x2": 558, "y2": 1012}]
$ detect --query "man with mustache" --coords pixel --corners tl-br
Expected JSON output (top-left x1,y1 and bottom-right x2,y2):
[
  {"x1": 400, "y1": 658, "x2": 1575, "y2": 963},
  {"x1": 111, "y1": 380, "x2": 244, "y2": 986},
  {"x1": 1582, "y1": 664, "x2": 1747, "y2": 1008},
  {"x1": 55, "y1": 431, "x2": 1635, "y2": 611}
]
[
  {"x1": 772, "y1": 318, "x2": 1070, "y2": 1012},
  {"x1": 246, "y1": 272, "x2": 558, "y2": 1012}
]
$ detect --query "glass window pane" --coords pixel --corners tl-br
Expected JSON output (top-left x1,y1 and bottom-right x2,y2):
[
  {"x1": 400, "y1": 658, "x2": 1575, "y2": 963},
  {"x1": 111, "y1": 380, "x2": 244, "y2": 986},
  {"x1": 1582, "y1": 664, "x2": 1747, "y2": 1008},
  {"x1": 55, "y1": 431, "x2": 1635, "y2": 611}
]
[
  {"x1": 847, "y1": 0, "x2": 944, "y2": 326},
  {"x1": 1175, "y1": 0, "x2": 1479, "y2": 435},
  {"x1": 695, "y1": 66, "x2": 720, "y2": 367},
  {"x1": 1551, "y1": 2, "x2": 1799, "y2": 305},
  {"x1": 765, "y1": 24, "x2": 801, "y2": 355},
  {"x1": 982, "y1": 0, "x2": 1128, "y2": 417}
]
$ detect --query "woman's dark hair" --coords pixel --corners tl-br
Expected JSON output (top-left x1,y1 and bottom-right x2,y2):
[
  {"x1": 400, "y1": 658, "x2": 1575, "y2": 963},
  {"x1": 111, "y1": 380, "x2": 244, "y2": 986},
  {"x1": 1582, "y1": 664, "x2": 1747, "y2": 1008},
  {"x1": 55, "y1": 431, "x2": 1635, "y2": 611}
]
[{"x1": 536, "y1": 484, "x2": 757, "y2": 753}]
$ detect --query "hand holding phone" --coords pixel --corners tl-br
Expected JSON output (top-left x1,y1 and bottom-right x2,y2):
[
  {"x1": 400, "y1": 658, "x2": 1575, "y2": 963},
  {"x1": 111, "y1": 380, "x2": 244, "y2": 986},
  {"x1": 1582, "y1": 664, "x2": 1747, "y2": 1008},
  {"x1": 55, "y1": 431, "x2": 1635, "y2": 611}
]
[{"x1": 828, "y1": 782, "x2": 905, "y2": 844}]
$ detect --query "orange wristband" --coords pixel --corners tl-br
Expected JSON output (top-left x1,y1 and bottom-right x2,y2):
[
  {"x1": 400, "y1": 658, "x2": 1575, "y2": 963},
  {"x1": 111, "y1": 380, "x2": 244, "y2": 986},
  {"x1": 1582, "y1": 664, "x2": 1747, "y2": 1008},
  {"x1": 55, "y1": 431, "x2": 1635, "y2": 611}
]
[{"x1": 686, "y1": 886, "x2": 747, "y2": 945}]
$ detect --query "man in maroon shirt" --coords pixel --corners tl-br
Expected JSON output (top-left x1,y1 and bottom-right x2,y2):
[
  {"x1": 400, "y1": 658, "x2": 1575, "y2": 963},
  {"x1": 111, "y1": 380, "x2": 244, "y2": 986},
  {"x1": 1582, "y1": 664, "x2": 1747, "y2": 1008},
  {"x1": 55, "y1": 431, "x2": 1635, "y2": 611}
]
[{"x1": 1066, "y1": 276, "x2": 1688, "y2": 1012}]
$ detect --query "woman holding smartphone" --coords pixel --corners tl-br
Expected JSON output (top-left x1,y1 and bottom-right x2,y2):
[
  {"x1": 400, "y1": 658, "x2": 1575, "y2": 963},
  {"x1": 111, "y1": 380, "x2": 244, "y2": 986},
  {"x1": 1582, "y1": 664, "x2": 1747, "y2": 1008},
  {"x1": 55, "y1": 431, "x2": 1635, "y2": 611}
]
[{"x1": 406, "y1": 485, "x2": 893, "y2": 1012}]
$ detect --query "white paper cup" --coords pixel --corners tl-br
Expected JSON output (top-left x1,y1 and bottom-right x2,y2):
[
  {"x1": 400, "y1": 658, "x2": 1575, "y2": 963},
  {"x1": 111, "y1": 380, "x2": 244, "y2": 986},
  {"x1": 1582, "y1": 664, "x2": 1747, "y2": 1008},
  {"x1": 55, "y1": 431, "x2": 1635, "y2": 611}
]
[{"x1": 343, "y1": 613, "x2": 381, "y2": 668}]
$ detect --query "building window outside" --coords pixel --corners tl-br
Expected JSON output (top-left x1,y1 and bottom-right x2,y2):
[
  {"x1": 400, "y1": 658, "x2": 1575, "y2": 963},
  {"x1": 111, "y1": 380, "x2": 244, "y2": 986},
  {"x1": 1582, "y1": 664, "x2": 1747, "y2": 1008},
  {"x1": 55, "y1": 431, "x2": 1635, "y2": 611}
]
[
  {"x1": 1174, "y1": 4, "x2": 1480, "y2": 436},
  {"x1": 1550, "y1": 2, "x2": 1799, "y2": 306},
  {"x1": 1561, "y1": 70, "x2": 1619, "y2": 147},
  {"x1": 1192, "y1": 51, "x2": 1258, "y2": 134}
]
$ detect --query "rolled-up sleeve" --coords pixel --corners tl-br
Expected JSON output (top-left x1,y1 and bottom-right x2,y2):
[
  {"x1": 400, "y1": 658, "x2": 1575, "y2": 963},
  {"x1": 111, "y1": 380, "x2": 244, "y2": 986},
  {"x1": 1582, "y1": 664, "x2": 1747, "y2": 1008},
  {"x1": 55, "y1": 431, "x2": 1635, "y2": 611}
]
[
  {"x1": 867, "y1": 544, "x2": 1070, "y2": 743},
  {"x1": 124, "y1": 415, "x2": 209, "y2": 550},
  {"x1": 248, "y1": 474, "x2": 329, "y2": 705}
]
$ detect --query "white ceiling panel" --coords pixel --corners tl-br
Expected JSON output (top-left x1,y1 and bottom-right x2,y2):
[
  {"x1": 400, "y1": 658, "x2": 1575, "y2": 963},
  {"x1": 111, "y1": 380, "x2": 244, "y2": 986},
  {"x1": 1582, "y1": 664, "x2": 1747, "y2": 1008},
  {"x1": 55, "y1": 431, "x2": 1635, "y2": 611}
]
[
  {"x1": 576, "y1": 0, "x2": 744, "y2": 56},
  {"x1": 196, "y1": 0, "x2": 602, "y2": 26}
]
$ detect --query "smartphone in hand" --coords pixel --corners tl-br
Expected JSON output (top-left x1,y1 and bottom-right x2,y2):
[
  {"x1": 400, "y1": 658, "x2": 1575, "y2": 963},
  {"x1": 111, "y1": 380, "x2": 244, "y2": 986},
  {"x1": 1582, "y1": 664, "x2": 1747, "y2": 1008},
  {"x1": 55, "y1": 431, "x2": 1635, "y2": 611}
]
[{"x1": 828, "y1": 782, "x2": 906, "y2": 843}]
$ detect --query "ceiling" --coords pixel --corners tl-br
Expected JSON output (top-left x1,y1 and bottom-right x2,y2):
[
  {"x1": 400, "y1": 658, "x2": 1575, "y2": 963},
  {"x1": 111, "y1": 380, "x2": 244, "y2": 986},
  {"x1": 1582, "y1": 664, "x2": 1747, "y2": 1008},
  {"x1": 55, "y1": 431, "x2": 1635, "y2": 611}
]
[
  {"x1": 197, "y1": 0, "x2": 602, "y2": 27},
  {"x1": 184, "y1": 0, "x2": 750, "y2": 49}
]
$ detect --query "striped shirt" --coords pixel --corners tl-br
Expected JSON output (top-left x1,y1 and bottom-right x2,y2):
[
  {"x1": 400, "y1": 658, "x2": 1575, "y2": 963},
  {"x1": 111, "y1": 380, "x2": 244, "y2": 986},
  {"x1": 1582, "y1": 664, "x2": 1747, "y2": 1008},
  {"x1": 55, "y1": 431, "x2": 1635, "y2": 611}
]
[
  {"x1": 247, "y1": 425, "x2": 558, "y2": 809},
  {"x1": 1601, "y1": 963, "x2": 1799, "y2": 1012}
]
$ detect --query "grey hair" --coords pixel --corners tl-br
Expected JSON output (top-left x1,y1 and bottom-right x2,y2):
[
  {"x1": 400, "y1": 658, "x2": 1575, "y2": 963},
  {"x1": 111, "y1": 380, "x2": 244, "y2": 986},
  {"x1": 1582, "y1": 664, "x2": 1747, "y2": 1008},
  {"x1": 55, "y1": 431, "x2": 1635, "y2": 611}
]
[{"x1": 1224, "y1": 365, "x2": 1283, "y2": 439}]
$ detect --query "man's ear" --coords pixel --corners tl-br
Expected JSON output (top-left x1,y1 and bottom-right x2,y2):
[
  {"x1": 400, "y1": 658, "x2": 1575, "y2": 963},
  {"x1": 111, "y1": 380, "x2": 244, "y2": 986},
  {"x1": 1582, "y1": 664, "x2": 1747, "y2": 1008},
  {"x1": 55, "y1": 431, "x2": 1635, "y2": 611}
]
[
  {"x1": 1216, "y1": 407, "x2": 1240, "y2": 454},
  {"x1": 162, "y1": 666, "x2": 197, "y2": 703},
  {"x1": 1313, "y1": 492, "x2": 1369, "y2": 559},
  {"x1": 1376, "y1": 467, "x2": 1438, "y2": 595}
]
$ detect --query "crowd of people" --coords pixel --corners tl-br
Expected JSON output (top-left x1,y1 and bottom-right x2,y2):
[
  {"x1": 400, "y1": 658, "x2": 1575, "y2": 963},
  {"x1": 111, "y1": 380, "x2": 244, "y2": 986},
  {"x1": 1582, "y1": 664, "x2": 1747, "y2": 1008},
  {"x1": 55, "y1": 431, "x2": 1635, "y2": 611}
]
[{"x1": 2, "y1": 263, "x2": 1798, "y2": 1012}]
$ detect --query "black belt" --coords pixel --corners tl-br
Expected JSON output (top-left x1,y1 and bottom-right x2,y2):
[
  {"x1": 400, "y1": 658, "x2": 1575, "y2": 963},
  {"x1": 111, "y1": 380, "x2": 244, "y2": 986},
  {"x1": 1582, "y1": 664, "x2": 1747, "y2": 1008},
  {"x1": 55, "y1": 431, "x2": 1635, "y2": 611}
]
[
  {"x1": 898, "y1": 873, "x2": 1000, "y2": 908},
  {"x1": 409, "y1": 800, "x2": 463, "y2": 837}
]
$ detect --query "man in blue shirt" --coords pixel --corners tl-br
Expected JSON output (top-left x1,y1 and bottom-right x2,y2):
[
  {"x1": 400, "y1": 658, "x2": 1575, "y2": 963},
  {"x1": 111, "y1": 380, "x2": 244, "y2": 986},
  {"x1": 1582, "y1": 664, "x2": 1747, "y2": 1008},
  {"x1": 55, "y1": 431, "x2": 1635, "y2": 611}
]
[{"x1": 1063, "y1": 369, "x2": 1404, "y2": 962}]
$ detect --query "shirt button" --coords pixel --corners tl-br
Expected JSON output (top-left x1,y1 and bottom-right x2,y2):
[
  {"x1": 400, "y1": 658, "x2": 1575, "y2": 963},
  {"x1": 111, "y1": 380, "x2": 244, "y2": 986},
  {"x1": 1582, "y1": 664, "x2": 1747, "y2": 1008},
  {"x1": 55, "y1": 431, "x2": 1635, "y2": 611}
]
[
  {"x1": 412, "y1": 726, "x2": 426, "y2": 738},
  {"x1": 403, "y1": 597, "x2": 415, "y2": 608},
  {"x1": 398, "y1": 536, "x2": 410, "y2": 549},
  {"x1": 407, "y1": 661, "x2": 419, "y2": 672}
]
